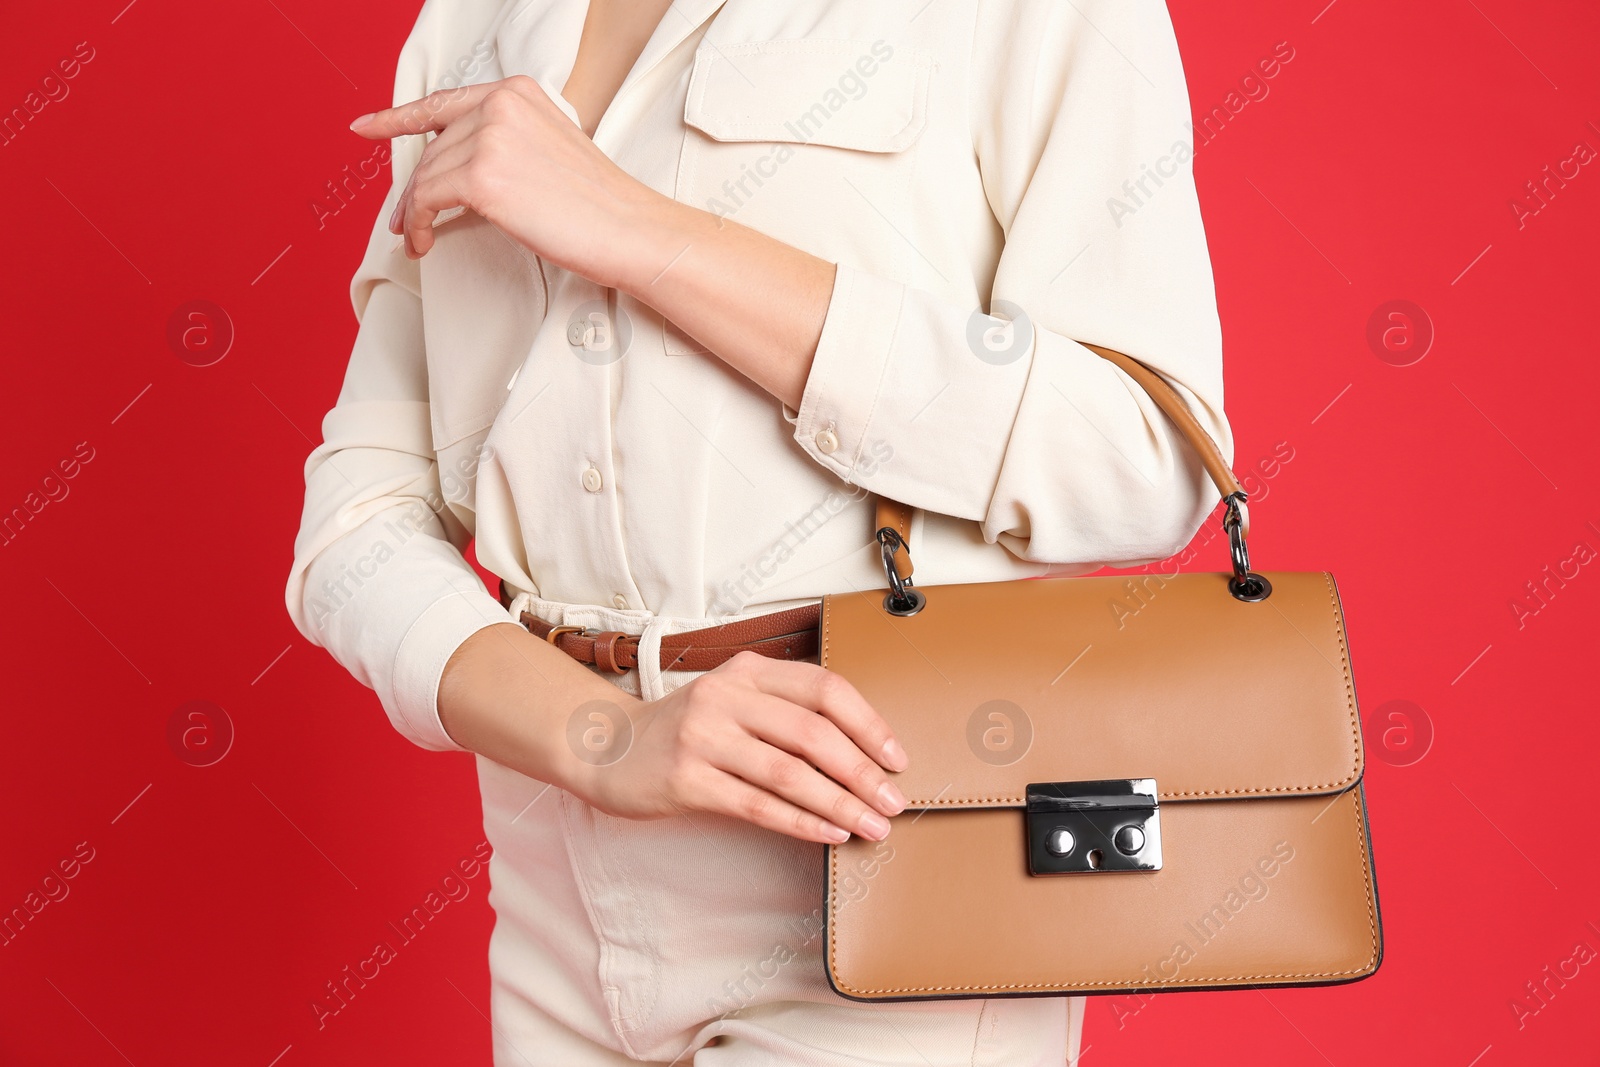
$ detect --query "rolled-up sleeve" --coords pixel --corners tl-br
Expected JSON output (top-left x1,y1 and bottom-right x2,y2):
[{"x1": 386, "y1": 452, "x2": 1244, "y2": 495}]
[
  {"x1": 284, "y1": 1, "x2": 511, "y2": 753},
  {"x1": 784, "y1": 0, "x2": 1232, "y2": 567}
]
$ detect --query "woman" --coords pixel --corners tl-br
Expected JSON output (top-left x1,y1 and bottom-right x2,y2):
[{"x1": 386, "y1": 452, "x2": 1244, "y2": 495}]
[{"x1": 287, "y1": 0, "x2": 1232, "y2": 1062}]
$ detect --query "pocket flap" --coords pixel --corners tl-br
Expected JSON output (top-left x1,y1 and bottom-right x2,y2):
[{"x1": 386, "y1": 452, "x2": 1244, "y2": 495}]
[{"x1": 683, "y1": 39, "x2": 933, "y2": 152}]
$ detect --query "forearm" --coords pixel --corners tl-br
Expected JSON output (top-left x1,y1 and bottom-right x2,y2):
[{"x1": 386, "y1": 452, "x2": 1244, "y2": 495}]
[
  {"x1": 609, "y1": 194, "x2": 836, "y2": 411},
  {"x1": 436, "y1": 622, "x2": 638, "y2": 796}
]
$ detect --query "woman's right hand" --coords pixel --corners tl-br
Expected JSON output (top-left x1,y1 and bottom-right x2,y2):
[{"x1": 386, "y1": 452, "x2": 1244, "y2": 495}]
[{"x1": 574, "y1": 650, "x2": 910, "y2": 844}]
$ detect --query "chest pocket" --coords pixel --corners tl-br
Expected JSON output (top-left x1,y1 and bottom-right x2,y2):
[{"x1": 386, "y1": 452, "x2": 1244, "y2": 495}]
[
  {"x1": 666, "y1": 38, "x2": 935, "y2": 355},
  {"x1": 683, "y1": 38, "x2": 933, "y2": 151}
]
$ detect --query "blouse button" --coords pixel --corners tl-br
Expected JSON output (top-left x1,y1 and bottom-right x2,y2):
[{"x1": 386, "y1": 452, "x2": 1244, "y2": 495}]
[
  {"x1": 581, "y1": 466, "x2": 603, "y2": 492},
  {"x1": 611, "y1": 593, "x2": 629, "y2": 609},
  {"x1": 814, "y1": 428, "x2": 840, "y2": 454}
]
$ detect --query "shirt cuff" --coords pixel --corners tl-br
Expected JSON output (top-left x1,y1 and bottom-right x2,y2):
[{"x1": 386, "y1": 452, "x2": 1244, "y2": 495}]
[
  {"x1": 788, "y1": 261, "x2": 906, "y2": 480},
  {"x1": 384, "y1": 587, "x2": 513, "y2": 753}
]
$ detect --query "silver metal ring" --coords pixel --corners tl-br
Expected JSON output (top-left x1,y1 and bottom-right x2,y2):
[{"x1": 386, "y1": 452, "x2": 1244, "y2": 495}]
[
  {"x1": 1222, "y1": 491, "x2": 1270, "y2": 602},
  {"x1": 876, "y1": 527, "x2": 925, "y2": 616}
]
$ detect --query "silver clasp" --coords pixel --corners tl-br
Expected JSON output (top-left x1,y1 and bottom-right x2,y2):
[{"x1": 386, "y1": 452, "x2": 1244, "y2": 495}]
[{"x1": 1025, "y1": 778, "x2": 1163, "y2": 875}]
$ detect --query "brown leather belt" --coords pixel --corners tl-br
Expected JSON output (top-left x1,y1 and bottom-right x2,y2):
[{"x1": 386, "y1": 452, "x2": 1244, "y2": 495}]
[{"x1": 499, "y1": 582, "x2": 820, "y2": 674}]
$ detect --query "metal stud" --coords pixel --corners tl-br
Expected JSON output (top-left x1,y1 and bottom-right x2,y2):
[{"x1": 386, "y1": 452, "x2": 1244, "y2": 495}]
[{"x1": 1045, "y1": 827, "x2": 1075, "y2": 856}]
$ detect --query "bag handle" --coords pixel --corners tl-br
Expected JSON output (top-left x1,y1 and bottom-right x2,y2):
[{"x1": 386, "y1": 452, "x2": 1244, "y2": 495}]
[{"x1": 872, "y1": 343, "x2": 1269, "y2": 613}]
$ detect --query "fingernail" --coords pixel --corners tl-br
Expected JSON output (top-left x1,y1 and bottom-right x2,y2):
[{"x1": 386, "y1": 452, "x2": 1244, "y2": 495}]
[
  {"x1": 388, "y1": 199, "x2": 403, "y2": 232},
  {"x1": 349, "y1": 112, "x2": 376, "y2": 130},
  {"x1": 859, "y1": 811, "x2": 891, "y2": 841},
  {"x1": 822, "y1": 823, "x2": 851, "y2": 844},
  {"x1": 876, "y1": 781, "x2": 906, "y2": 815},
  {"x1": 881, "y1": 737, "x2": 908, "y2": 771}
]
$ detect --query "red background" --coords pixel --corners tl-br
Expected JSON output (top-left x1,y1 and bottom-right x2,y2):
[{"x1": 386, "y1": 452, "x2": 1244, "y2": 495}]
[{"x1": 3, "y1": 0, "x2": 1597, "y2": 1063}]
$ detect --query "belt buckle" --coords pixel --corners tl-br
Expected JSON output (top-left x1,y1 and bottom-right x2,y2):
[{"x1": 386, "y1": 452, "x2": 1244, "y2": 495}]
[{"x1": 545, "y1": 624, "x2": 596, "y2": 645}]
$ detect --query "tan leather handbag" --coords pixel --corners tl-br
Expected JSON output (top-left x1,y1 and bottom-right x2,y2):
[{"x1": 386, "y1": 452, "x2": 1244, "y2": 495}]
[{"x1": 820, "y1": 344, "x2": 1383, "y2": 1001}]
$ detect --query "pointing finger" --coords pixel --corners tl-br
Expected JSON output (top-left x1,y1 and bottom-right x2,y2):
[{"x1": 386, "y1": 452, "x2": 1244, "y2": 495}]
[{"x1": 349, "y1": 82, "x2": 498, "y2": 138}]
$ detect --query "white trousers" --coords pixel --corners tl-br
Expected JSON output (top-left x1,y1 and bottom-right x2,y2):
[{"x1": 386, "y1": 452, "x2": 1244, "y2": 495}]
[{"x1": 482, "y1": 591, "x2": 1087, "y2": 1065}]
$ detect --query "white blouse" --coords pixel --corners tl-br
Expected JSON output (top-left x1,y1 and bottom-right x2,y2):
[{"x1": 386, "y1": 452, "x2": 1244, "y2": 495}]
[{"x1": 286, "y1": 0, "x2": 1233, "y2": 753}]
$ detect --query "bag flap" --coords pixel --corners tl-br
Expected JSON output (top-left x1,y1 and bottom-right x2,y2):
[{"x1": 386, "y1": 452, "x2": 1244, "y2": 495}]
[
  {"x1": 819, "y1": 571, "x2": 1362, "y2": 807},
  {"x1": 683, "y1": 39, "x2": 933, "y2": 152}
]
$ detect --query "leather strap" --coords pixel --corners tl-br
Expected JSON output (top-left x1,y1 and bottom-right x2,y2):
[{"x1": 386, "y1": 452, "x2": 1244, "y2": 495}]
[
  {"x1": 874, "y1": 342, "x2": 1246, "y2": 544},
  {"x1": 1083, "y1": 343, "x2": 1243, "y2": 503},
  {"x1": 515, "y1": 601, "x2": 821, "y2": 674}
]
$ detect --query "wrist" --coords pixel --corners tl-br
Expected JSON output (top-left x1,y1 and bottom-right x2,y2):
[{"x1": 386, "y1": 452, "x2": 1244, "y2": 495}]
[
  {"x1": 559, "y1": 690, "x2": 651, "y2": 811},
  {"x1": 602, "y1": 190, "x2": 709, "y2": 297}
]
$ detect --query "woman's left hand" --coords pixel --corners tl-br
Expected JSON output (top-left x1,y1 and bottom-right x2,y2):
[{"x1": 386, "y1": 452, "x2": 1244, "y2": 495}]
[{"x1": 349, "y1": 76, "x2": 664, "y2": 286}]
